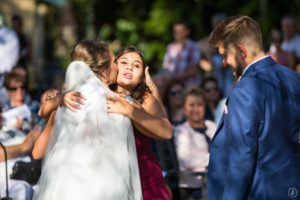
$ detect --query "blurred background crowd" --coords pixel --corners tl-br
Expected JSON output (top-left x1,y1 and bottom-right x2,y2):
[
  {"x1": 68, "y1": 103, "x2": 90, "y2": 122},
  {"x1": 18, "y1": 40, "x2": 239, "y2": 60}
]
[{"x1": 1, "y1": 0, "x2": 300, "y2": 199}]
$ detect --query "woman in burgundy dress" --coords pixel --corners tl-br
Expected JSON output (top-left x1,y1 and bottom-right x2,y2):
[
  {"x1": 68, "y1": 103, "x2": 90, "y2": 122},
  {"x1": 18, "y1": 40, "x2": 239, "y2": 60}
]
[{"x1": 107, "y1": 46, "x2": 171, "y2": 199}]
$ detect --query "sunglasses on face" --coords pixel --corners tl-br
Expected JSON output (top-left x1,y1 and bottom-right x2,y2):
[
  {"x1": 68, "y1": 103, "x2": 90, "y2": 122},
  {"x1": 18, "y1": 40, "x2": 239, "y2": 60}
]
[
  {"x1": 204, "y1": 86, "x2": 218, "y2": 92},
  {"x1": 7, "y1": 85, "x2": 26, "y2": 91},
  {"x1": 170, "y1": 89, "x2": 183, "y2": 96}
]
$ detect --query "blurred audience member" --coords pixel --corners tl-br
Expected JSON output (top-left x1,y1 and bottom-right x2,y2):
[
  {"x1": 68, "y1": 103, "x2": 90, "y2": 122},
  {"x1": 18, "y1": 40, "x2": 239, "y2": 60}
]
[
  {"x1": 1, "y1": 72, "x2": 39, "y2": 133},
  {"x1": 198, "y1": 13, "x2": 227, "y2": 64},
  {"x1": 12, "y1": 15, "x2": 31, "y2": 68},
  {"x1": 174, "y1": 86, "x2": 217, "y2": 200},
  {"x1": 267, "y1": 29, "x2": 293, "y2": 68},
  {"x1": 293, "y1": 61, "x2": 300, "y2": 75},
  {"x1": 163, "y1": 79, "x2": 186, "y2": 126},
  {"x1": 201, "y1": 77, "x2": 222, "y2": 121},
  {"x1": 0, "y1": 107, "x2": 40, "y2": 162},
  {"x1": 0, "y1": 13, "x2": 20, "y2": 83},
  {"x1": 0, "y1": 66, "x2": 29, "y2": 104},
  {"x1": 198, "y1": 13, "x2": 234, "y2": 97},
  {"x1": 281, "y1": 15, "x2": 300, "y2": 61},
  {"x1": 152, "y1": 69, "x2": 174, "y2": 102},
  {"x1": 0, "y1": 106, "x2": 38, "y2": 200},
  {"x1": 163, "y1": 21, "x2": 201, "y2": 87}
]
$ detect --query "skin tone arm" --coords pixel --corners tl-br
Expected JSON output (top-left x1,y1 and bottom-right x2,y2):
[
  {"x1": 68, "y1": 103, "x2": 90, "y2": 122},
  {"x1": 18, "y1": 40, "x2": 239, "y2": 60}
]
[
  {"x1": 176, "y1": 59, "x2": 213, "y2": 80},
  {"x1": 107, "y1": 94, "x2": 172, "y2": 140},
  {"x1": 0, "y1": 126, "x2": 40, "y2": 162},
  {"x1": 32, "y1": 110, "x2": 56, "y2": 160},
  {"x1": 176, "y1": 65, "x2": 200, "y2": 80},
  {"x1": 38, "y1": 91, "x2": 86, "y2": 119},
  {"x1": 107, "y1": 68, "x2": 172, "y2": 140},
  {"x1": 42, "y1": 69, "x2": 172, "y2": 139}
]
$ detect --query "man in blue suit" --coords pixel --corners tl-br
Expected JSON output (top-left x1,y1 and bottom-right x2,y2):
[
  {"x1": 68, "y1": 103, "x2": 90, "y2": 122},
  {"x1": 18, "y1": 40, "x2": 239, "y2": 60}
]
[{"x1": 207, "y1": 15, "x2": 300, "y2": 200}]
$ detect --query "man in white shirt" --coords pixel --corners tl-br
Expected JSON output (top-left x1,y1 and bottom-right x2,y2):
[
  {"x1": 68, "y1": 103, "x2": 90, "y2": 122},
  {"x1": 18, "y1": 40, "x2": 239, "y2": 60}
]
[{"x1": 281, "y1": 15, "x2": 300, "y2": 59}]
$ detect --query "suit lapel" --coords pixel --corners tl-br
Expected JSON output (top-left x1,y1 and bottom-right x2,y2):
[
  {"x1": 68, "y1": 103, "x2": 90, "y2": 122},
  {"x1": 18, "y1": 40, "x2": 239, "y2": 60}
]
[{"x1": 211, "y1": 113, "x2": 225, "y2": 142}]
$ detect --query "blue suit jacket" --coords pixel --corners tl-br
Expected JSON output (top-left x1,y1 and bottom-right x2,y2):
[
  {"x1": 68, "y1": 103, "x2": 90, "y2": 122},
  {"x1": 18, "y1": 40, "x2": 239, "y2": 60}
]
[{"x1": 207, "y1": 57, "x2": 300, "y2": 200}]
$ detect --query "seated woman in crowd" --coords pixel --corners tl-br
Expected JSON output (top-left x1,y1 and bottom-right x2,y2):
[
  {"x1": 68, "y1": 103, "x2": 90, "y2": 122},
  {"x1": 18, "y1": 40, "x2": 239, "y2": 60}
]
[
  {"x1": 163, "y1": 78, "x2": 186, "y2": 126},
  {"x1": 1, "y1": 72, "x2": 40, "y2": 133},
  {"x1": 174, "y1": 86, "x2": 217, "y2": 200},
  {"x1": 201, "y1": 77, "x2": 222, "y2": 121}
]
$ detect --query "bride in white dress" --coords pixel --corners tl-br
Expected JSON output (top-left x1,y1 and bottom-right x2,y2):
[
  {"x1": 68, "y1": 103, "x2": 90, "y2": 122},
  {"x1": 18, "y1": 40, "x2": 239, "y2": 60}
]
[{"x1": 33, "y1": 40, "x2": 142, "y2": 200}]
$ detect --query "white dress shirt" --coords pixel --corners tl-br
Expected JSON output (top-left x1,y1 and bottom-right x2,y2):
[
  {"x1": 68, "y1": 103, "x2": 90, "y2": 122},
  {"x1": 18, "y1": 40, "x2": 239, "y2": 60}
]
[{"x1": 282, "y1": 34, "x2": 300, "y2": 58}]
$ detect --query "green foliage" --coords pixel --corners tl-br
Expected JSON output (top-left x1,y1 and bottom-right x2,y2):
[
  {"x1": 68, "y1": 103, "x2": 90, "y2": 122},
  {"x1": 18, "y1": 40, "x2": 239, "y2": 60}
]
[{"x1": 45, "y1": 0, "x2": 300, "y2": 73}]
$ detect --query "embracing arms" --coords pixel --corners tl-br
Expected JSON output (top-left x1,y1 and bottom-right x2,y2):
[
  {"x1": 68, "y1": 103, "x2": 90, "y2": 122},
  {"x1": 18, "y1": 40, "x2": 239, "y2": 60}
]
[
  {"x1": 107, "y1": 68, "x2": 172, "y2": 140},
  {"x1": 38, "y1": 91, "x2": 86, "y2": 119},
  {"x1": 32, "y1": 110, "x2": 56, "y2": 160}
]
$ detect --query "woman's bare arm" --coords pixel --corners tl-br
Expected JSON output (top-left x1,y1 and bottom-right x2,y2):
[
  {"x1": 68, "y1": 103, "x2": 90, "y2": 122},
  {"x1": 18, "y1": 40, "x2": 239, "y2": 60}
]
[
  {"x1": 107, "y1": 94, "x2": 172, "y2": 140},
  {"x1": 32, "y1": 110, "x2": 56, "y2": 160},
  {"x1": 38, "y1": 94, "x2": 61, "y2": 119},
  {"x1": 0, "y1": 127, "x2": 40, "y2": 161},
  {"x1": 39, "y1": 91, "x2": 86, "y2": 119}
]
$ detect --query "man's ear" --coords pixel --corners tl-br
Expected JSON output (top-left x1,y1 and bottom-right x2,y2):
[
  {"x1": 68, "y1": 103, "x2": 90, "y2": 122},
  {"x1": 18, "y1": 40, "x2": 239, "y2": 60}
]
[{"x1": 237, "y1": 45, "x2": 247, "y2": 60}]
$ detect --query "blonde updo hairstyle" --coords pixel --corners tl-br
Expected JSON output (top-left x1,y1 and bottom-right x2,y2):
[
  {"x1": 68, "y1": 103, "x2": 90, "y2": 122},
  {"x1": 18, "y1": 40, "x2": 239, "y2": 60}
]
[{"x1": 70, "y1": 40, "x2": 112, "y2": 79}]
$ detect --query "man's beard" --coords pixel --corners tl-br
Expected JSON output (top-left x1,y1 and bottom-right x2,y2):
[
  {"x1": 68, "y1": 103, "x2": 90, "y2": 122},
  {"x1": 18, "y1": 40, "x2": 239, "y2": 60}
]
[{"x1": 233, "y1": 55, "x2": 244, "y2": 83}]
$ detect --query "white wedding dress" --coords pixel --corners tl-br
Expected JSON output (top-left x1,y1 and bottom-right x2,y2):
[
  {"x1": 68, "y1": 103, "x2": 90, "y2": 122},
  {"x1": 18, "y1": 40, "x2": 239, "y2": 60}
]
[{"x1": 33, "y1": 61, "x2": 142, "y2": 200}]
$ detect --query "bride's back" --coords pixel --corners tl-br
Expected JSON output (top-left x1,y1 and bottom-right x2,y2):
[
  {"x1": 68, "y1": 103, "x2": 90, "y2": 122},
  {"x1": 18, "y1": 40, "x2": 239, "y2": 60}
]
[{"x1": 33, "y1": 40, "x2": 142, "y2": 200}]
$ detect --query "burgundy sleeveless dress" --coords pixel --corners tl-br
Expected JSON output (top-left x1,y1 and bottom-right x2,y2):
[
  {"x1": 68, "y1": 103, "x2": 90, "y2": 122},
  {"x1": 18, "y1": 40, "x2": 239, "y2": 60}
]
[{"x1": 133, "y1": 126, "x2": 169, "y2": 200}]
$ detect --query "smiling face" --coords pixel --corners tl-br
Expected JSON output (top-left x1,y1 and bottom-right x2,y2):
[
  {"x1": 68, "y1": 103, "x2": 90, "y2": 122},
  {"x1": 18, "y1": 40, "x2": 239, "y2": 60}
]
[
  {"x1": 184, "y1": 95, "x2": 205, "y2": 123},
  {"x1": 7, "y1": 79, "x2": 26, "y2": 104},
  {"x1": 116, "y1": 52, "x2": 144, "y2": 92}
]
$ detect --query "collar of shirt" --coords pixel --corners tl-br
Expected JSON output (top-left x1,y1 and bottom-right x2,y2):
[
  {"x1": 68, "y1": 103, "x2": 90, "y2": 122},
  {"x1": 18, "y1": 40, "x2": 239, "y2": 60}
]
[{"x1": 242, "y1": 55, "x2": 270, "y2": 76}]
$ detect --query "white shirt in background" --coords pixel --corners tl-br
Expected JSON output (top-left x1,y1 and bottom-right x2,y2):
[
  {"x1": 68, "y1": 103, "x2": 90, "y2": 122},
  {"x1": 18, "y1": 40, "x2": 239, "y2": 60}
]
[{"x1": 0, "y1": 26, "x2": 20, "y2": 74}]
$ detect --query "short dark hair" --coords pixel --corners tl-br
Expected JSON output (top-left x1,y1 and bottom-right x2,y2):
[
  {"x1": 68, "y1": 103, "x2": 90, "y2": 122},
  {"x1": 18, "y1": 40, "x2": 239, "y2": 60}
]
[
  {"x1": 281, "y1": 14, "x2": 297, "y2": 26},
  {"x1": 173, "y1": 20, "x2": 189, "y2": 29},
  {"x1": 12, "y1": 14, "x2": 22, "y2": 24},
  {"x1": 4, "y1": 72, "x2": 26, "y2": 89},
  {"x1": 209, "y1": 15, "x2": 263, "y2": 54},
  {"x1": 163, "y1": 78, "x2": 185, "y2": 109},
  {"x1": 182, "y1": 86, "x2": 206, "y2": 105},
  {"x1": 201, "y1": 77, "x2": 218, "y2": 89}
]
